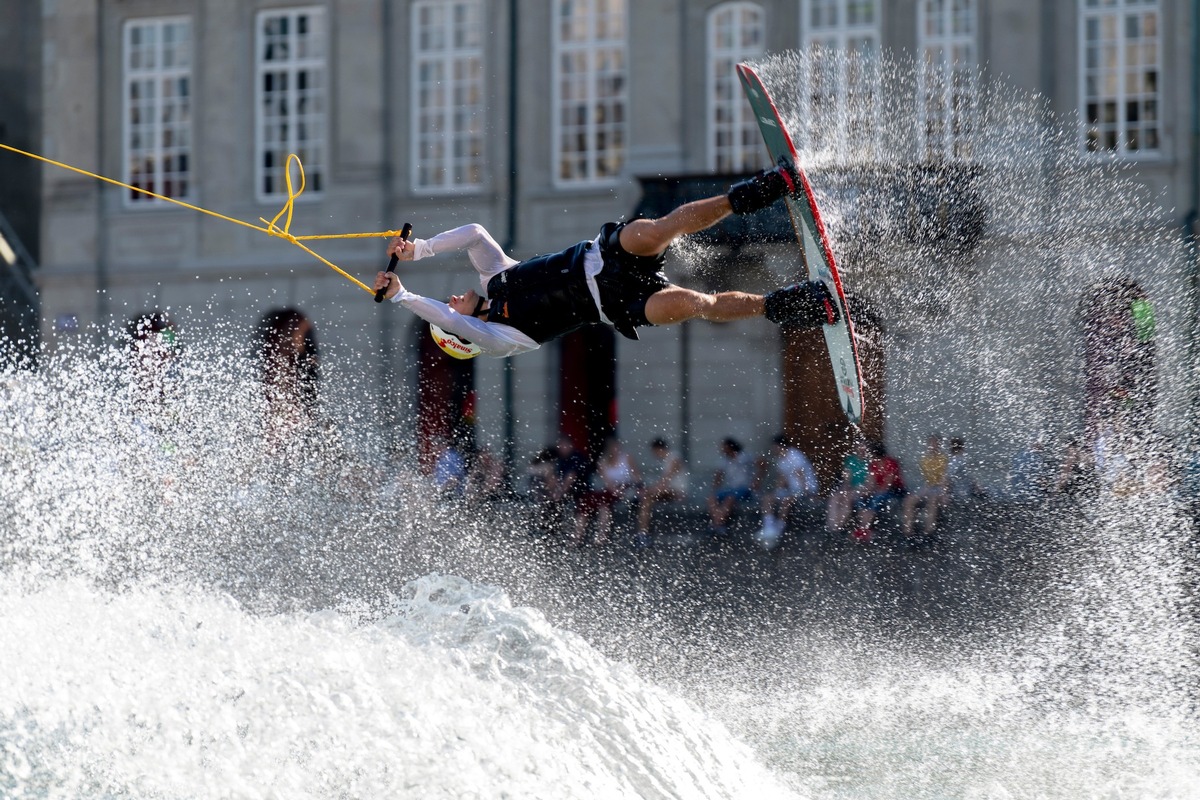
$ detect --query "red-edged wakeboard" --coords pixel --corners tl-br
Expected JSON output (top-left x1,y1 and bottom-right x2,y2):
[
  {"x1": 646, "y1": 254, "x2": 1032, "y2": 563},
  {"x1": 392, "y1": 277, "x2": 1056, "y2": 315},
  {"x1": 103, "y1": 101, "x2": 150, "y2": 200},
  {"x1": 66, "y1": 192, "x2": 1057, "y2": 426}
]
[{"x1": 736, "y1": 62, "x2": 864, "y2": 425}]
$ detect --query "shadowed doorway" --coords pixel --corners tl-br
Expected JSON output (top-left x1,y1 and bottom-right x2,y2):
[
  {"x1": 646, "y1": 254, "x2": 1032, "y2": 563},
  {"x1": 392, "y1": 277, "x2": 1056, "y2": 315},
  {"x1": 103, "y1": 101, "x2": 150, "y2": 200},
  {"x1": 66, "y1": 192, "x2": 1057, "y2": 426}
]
[{"x1": 782, "y1": 298, "x2": 884, "y2": 490}]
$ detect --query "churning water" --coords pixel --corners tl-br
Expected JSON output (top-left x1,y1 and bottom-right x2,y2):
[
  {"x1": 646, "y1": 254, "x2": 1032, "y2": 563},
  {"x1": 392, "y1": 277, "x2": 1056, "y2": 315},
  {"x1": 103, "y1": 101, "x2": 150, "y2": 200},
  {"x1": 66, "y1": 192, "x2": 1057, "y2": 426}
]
[{"x1": 3, "y1": 50, "x2": 1199, "y2": 798}]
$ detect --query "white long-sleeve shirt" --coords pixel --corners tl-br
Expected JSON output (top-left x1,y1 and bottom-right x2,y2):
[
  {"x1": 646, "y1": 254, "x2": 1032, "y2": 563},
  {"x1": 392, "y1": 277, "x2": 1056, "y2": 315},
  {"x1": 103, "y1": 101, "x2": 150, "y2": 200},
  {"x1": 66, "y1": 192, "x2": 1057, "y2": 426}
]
[{"x1": 390, "y1": 223, "x2": 608, "y2": 357}]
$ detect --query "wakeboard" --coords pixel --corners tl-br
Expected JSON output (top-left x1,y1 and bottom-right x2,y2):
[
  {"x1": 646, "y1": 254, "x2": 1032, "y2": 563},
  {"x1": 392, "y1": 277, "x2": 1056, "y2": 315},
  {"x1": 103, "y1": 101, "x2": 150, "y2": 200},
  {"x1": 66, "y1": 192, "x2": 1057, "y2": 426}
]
[{"x1": 736, "y1": 62, "x2": 864, "y2": 425}]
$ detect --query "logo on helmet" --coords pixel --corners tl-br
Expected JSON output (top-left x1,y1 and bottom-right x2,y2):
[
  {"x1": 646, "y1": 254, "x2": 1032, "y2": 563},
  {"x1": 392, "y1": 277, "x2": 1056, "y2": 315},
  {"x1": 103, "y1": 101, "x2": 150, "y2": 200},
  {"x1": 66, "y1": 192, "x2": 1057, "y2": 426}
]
[{"x1": 429, "y1": 324, "x2": 482, "y2": 360}]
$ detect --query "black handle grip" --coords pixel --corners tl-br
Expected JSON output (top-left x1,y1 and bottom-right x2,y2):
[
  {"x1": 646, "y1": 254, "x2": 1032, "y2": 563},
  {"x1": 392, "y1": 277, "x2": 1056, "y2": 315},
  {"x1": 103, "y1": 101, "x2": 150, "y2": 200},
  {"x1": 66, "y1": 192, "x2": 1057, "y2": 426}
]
[{"x1": 375, "y1": 222, "x2": 413, "y2": 303}]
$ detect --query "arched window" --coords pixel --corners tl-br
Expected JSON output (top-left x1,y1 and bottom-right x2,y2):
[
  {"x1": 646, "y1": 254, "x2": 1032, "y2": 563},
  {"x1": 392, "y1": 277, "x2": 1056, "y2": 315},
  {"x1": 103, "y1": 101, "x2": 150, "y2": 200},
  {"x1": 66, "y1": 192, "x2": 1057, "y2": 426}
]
[{"x1": 707, "y1": 2, "x2": 767, "y2": 173}]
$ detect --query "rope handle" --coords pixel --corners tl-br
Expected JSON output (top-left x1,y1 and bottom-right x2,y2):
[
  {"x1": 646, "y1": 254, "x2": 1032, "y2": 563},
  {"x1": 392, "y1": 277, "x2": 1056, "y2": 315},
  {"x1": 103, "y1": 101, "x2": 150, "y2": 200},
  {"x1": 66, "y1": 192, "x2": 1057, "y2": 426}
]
[{"x1": 375, "y1": 223, "x2": 413, "y2": 303}]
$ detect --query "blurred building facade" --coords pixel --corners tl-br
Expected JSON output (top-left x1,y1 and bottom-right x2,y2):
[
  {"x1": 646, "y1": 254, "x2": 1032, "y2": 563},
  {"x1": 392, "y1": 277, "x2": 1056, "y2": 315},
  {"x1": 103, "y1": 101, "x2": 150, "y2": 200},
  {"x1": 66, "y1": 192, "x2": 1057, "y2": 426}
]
[{"x1": 26, "y1": 1, "x2": 1200, "y2": 487}]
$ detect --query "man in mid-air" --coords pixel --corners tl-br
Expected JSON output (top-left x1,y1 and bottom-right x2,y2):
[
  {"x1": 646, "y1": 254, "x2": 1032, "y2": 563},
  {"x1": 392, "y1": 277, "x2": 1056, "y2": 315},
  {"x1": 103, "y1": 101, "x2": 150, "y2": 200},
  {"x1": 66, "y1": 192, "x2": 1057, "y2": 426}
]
[{"x1": 373, "y1": 164, "x2": 838, "y2": 358}]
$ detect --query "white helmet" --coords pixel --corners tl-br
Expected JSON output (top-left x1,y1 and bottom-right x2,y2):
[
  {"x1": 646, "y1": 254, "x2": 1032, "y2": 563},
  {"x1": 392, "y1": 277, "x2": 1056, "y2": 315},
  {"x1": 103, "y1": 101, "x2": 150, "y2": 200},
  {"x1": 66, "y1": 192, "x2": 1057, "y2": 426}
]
[{"x1": 429, "y1": 324, "x2": 482, "y2": 360}]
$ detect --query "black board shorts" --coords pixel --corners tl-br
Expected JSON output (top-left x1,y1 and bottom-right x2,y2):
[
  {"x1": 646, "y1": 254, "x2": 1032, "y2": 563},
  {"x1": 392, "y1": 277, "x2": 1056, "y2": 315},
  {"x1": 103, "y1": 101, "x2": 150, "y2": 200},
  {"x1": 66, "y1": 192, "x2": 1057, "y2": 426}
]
[{"x1": 594, "y1": 221, "x2": 671, "y2": 341}]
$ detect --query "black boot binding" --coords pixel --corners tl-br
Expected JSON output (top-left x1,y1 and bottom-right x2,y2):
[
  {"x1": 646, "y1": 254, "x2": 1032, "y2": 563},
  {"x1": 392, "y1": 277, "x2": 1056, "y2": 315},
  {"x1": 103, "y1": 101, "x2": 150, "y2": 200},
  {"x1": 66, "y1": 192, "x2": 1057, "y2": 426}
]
[
  {"x1": 727, "y1": 161, "x2": 802, "y2": 215},
  {"x1": 764, "y1": 281, "x2": 840, "y2": 328}
]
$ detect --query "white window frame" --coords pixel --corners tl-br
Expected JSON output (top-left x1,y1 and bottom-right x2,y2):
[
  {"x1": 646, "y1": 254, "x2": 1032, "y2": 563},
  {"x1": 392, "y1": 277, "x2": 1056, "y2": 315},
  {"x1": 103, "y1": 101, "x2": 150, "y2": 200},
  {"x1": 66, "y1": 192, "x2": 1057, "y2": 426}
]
[
  {"x1": 706, "y1": 2, "x2": 768, "y2": 174},
  {"x1": 1078, "y1": 0, "x2": 1161, "y2": 158},
  {"x1": 552, "y1": 0, "x2": 628, "y2": 187},
  {"x1": 411, "y1": 0, "x2": 486, "y2": 194},
  {"x1": 255, "y1": 6, "x2": 328, "y2": 202},
  {"x1": 916, "y1": 0, "x2": 977, "y2": 161},
  {"x1": 799, "y1": 0, "x2": 882, "y2": 157},
  {"x1": 122, "y1": 16, "x2": 193, "y2": 207}
]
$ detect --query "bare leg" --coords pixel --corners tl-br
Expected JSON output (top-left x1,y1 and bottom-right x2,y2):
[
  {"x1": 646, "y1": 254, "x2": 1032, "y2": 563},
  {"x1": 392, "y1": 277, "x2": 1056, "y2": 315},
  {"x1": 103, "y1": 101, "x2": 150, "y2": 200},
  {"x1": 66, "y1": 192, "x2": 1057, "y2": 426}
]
[
  {"x1": 778, "y1": 495, "x2": 795, "y2": 527},
  {"x1": 595, "y1": 506, "x2": 612, "y2": 544},
  {"x1": 901, "y1": 494, "x2": 919, "y2": 536},
  {"x1": 924, "y1": 495, "x2": 943, "y2": 535},
  {"x1": 644, "y1": 285, "x2": 764, "y2": 326},
  {"x1": 826, "y1": 491, "x2": 847, "y2": 532},
  {"x1": 618, "y1": 196, "x2": 733, "y2": 257},
  {"x1": 637, "y1": 487, "x2": 662, "y2": 534}
]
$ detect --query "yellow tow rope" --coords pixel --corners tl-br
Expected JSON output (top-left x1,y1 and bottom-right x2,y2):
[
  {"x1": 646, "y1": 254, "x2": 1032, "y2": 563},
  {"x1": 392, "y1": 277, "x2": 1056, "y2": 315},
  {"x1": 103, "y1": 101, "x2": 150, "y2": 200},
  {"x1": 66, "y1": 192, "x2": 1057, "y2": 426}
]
[{"x1": 0, "y1": 143, "x2": 400, "y2": 295}]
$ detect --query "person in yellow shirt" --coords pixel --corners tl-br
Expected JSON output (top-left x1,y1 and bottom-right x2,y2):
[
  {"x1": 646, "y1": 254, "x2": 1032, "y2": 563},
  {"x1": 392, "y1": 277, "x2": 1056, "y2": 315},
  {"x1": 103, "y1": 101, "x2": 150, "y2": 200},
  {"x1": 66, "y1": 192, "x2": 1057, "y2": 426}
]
[{"x1": 901, "y1": 433, "x2": 950, "y2": 538}]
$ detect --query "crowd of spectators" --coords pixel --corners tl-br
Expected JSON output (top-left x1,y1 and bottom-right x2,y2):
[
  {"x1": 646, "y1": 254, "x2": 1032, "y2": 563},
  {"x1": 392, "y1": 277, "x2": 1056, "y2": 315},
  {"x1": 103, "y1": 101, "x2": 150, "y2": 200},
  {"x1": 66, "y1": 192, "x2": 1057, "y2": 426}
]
[
  {"x1": 499, "y1": 424, "x2": 1200, "y2": 549},
  {"x1": 417, "y1": 417, "x2": 1200, "y2": 549}
]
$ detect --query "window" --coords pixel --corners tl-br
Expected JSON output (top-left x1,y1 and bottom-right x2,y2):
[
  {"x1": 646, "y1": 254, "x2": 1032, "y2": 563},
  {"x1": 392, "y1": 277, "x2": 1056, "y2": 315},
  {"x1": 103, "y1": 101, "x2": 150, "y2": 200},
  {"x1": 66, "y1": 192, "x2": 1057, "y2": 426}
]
[
  {"x1": 554, "y1": 0, "x2": 627, "y2": 185},
  {"x1": 917, "y1": 0, "x2": 976, "y2": 160},
  {"x1": 412, "y1": 0, "x2": 485, "y2": 191},
  {"x1": 1080, "y1": 0, "x2": 1160, "y2": 156},
  {"x1": 707, "y1": 2, "x2": 768, "y2": 173},
  {"x1": 256, "y1": 7, "x2": 327, "y2": 199},
  {"x1": 123, "y1": 17, "x2": 193, "y2": 205},
  {"x1": 800, "y1": 0, "x2": 881, "y2": 156}
]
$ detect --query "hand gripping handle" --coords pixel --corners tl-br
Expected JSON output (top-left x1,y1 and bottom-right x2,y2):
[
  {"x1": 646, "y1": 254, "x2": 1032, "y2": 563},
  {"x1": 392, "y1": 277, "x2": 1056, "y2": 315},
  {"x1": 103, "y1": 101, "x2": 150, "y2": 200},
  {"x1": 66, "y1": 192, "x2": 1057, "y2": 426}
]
[{"x1": 374, "y1": 222, "x2": 413, "y2": 303}]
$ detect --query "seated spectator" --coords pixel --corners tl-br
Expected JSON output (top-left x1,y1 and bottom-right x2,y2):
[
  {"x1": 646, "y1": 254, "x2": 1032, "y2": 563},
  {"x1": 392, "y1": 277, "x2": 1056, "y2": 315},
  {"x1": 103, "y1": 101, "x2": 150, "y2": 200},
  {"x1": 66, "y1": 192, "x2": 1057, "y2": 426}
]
[
  {"x1": 526, "y1": 446, "x2": 559, "y2": 536},
  {"x1": 552, "y1": 436, "x2": 592, "y2": 544},
  {"x1": 945, "y1": 436, "x2": 984, "y2": 501},
  {"x1": 1185, "y1": 447, "x2": 1200, "y2": 521},
  {"x1": 432, "y1": 436, "x2": 468, "y2": 498},
  {"x1": 852, "y1": 442, "x2": 906, "y2": 541},
  {"x1": 465, "y1": 443, "x2": 506, "y2": 502},
  {"x1": 1054, "y1": 437, "x2": 1097, "y2": 504},
  {"x1": 1094, "y1": 423, "x2": 1139, "y2": 496},
  {"x1": 590, "y1": 435, "x2": 642, "y2": 544},
  {"x1": 257, "y1": 308, "x2": 320, "y2": 443},
  {"x1": 900, "y1": 433, "x2": 949, "y2": 538},
  {"x1": 758, "y1": 434, "x2": 819, "y2": 550},
  {"x1": 635, "y1": 437, "x2": 689, "y2": 547},
  {"x1": 1009, "y1": 436, "x2": 1049, "y2": 503},
  {"x1": 826, "y1": 440, "x2": 871, "y2": 532},
  {"x1": 706, "y1": 437, "x2": 756, "y2": 536}
]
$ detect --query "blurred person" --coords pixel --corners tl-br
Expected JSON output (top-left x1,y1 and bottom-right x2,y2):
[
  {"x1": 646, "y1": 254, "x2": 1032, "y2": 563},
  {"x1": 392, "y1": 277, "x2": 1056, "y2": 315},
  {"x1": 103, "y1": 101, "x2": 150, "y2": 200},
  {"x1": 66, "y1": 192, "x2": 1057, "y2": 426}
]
[
  {"x1": 1054, "y1": 437, "x2": 1098, "y2": 504},
  {"x1": 465, "y1": 442, "x2": 506, "y2": 502},
  {"x1": 123, "y1": 312, "x2": 184, "y2": 497},
  {"x1": 257, "y1": 308, "x2": 319, "y2": 438},
  {"x1": 851, "y1": 442, "x2": 906, "y2": 542},
  {"x1": 432, "y1": 436, "x2": 468, "y2": 498},
  {"x1": 552, "y1": 435, "x2": 591, "y2": 542},
  {"x1": 1094, "y1": 422, "x2": 1138, "y2": 496},
  {"x1": 900, "y1": 433, "x2": 949, "y2": 538},
  {"x1": 1008, "y1": 436, "x2": 1049, "y2": 503},
  {"x1": 635, "y1": 437, "x2": 689, "y2": 547},
  {"x1": 526, "y1": 446, "x2": 559, "y2": 537},
  {"x1": 706, "y1": 437, "x2": 756, "y2": 536},
  {"x1": 125, "y1": 311, "x2": 181, "y2": 433},
  {"x1": 826, "y1": 439, "x2": 871, "y2": 532},
  {"x1": 945, "y1": 437, "x2": 984, "y2": 501},
  {"x1": 590, "y1": 435, "x2": 642, "y2": 544},
  {"x1": 757, "y1": 434, "x2": 819, "y2": 550}
]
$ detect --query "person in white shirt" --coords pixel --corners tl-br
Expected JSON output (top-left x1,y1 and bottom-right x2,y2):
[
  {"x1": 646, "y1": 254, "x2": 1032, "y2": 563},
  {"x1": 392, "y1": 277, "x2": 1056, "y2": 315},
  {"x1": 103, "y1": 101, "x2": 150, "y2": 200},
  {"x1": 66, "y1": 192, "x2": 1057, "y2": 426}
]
[
  {"x1": 372, "y1": 165, "x2": 840, "y2": 358},
  {"x1": 757, "y1": 434, "x2": 819, "y2": 550},
  {"x1": 706, "y1": 437, "x2": 757, "y2": 535},
  {"x1": 635, "y1": 437, "x2": 689, "y2": 546}
]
